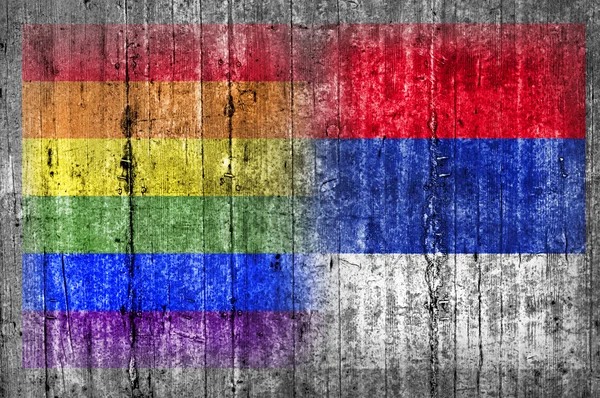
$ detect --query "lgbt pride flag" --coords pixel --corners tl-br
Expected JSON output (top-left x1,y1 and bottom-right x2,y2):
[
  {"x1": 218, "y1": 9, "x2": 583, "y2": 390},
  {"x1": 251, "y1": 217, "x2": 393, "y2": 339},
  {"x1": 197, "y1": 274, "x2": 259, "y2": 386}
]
[{"x1": 21, "y1": 24, "x2": 585, "y2": 368}]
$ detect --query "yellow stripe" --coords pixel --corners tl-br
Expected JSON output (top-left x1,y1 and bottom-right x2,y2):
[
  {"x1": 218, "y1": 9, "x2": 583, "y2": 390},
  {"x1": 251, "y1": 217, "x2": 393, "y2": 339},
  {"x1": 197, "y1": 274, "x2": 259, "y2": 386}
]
[{"x1": 23, "y1": 139, "x2": 314, "y2": 196}]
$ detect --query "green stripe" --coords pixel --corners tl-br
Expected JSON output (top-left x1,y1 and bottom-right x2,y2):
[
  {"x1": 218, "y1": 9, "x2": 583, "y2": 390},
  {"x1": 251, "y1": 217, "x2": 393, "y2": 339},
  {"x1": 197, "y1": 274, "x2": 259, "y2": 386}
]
[{"x1": 23, "y1": 196, "x2": 317, "y2": 254}]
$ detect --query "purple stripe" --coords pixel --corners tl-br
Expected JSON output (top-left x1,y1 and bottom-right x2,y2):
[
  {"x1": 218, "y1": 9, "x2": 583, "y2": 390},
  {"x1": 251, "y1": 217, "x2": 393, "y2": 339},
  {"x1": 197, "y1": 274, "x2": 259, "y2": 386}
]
[{"x1": 23, "y1": 311, "x2": 315, "y2": 368}]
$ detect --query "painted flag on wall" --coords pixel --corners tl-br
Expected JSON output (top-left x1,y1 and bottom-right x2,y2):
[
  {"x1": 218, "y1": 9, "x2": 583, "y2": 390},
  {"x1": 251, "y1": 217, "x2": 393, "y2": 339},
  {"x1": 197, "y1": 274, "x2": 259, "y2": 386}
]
[{"x1": 21, "y1": 24, "x2": 585, "y2": 368}]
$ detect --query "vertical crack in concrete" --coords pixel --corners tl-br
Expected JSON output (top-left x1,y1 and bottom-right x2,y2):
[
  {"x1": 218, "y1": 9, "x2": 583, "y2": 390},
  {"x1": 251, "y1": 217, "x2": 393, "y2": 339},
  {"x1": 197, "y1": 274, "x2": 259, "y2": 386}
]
[
  {"x1": 476, "y1": 253, "x2": 483, "y2": 395},
  {"x1": 197, "y1": 3, "x2": 208, "y2": 397},
  {"x1": 451, "y1": 20, "x2": 459, "y2": 398},
  {"x1": 121, "y1": 103, "x2": 139, "y2": 395},
  {"x1": 59, "y1": 254, "x2": 73, "y2": 350},
  {"x1": 335, "y1": 1, "x2": 343, "y2": 395},
  {"x1": 422, "y1": 23, "x2": 447, "y2": 398},
  {"x1": 42, "y1": 252, "x2": 50, "y2": 398},
  {"x1": 225, "y1": 1, "x2": 236, "y2": 392},
  {"x1": 121, "y1": 13, "x2": 140, "y2": 394},
  {"x1": 289, "y1": 1, "x2": 297, "y2": 396}
]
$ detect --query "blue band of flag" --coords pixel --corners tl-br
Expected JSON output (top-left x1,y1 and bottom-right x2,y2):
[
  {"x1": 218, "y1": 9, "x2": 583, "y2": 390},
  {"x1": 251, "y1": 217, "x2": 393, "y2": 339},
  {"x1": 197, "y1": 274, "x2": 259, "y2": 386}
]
[{"x1": 23, "y1": 253, "x2": 316, "y2": 312}]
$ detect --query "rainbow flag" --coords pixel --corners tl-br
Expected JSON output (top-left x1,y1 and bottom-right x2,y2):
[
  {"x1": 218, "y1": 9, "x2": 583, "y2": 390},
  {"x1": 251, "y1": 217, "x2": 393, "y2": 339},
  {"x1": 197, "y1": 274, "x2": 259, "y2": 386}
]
[{"x1": 21, "y1": 24, "x2": 585, "y2": 368}]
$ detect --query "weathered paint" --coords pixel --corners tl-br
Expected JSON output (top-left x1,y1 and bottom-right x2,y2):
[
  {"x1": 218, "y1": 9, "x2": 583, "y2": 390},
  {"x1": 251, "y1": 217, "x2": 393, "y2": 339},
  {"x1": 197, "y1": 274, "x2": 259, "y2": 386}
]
[
  {"x1": 23, "y1": 138, "x2": 585, "y2": 254},
  {"x1": 0, "y1": 0, "x2": 596, "y2": 396},
  {"x1": 22, "y1": 138, "x2": 314, "y2": 196},
  {"x1": 22, "y1": 196, "x2": 297, "y2": 254},
  {"x1": 20, "y1": 253, "x2": 589, "y2": 377},
  {"x1": 23, "y1": 81, "x2": 302, "y2": 139},
  {"x1": 22, "y1": 253, "x2": 317, "y2": 311},
  {"x1": 22, "y1": 24, "x2": 585, "y2": 139},
  {"x1": 22, "y1": 310, "x2": 313, "y2": 368}
]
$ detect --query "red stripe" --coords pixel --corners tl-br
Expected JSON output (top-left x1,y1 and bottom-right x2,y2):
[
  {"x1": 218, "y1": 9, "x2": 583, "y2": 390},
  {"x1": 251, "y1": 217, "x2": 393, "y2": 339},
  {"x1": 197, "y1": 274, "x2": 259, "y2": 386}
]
[
  {"x1": 22, "y1": 24, "x2": 585, "y2": 139},
  {"x1": 336, "y1": 24, "x2": 585, "y2": 139},
  {"x1": 22, "y1": 24, "x2": 291, "y2": 82}
]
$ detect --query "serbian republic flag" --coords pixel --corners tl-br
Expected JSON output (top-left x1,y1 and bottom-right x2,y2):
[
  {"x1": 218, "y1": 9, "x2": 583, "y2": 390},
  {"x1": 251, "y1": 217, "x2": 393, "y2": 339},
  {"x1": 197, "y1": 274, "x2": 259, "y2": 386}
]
[{"x1": 21, "y1": 24, "x2": 585, "y2": 368}]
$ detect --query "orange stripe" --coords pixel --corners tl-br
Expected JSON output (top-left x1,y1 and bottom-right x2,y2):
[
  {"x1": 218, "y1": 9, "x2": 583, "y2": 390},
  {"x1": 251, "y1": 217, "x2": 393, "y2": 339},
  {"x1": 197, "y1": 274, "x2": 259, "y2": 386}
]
[{"x1": 23, "y1": 81, "x2": 321, "y2": 139}]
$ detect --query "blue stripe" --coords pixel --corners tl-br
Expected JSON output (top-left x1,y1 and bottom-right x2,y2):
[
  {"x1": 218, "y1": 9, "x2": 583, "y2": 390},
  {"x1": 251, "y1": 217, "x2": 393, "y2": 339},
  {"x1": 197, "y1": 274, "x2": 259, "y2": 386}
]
[
  {"x1": 23, "y1": 253, "x2": 316, "y2": 311},
  {"x1": 312, "y1": 138, "x2": 585, "y2": 254}
]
